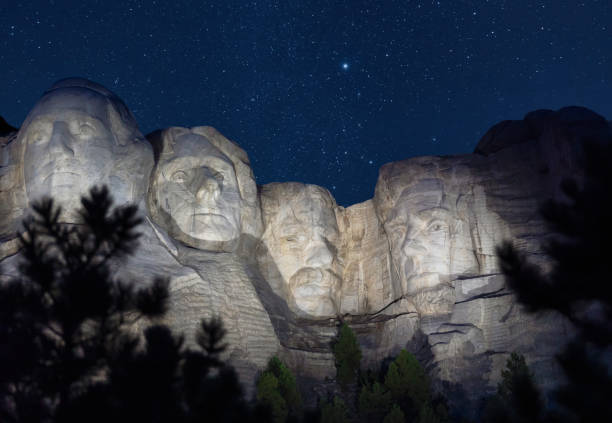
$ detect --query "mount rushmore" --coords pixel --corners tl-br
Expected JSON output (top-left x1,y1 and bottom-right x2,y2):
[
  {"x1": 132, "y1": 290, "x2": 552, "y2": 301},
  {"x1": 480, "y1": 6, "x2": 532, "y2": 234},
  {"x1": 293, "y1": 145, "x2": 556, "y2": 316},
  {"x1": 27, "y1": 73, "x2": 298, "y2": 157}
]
[{"x1": 2, "y1": 78, "x2": 610, "y2": 409}]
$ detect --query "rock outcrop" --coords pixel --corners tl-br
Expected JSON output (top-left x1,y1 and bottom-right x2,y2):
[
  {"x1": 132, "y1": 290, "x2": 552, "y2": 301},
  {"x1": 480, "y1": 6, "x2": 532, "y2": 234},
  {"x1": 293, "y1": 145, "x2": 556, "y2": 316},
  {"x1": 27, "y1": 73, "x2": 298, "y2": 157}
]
[{"x1": 2, "y1": 78, "x2": 609, "y2": 415}]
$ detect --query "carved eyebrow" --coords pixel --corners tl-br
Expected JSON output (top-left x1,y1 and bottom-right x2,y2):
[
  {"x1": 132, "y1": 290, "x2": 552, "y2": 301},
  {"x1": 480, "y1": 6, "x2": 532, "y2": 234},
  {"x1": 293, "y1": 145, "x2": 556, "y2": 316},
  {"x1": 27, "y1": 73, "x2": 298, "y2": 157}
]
[
  {"x1": 417, "y1": 207, "x2": 452, "y2": 219},
  {"x1": 201, "y1": 156, "x2": 234, "y2": 173},
  {"x1": 24, "y1": 116, "x2": 54, "y2": 129}
]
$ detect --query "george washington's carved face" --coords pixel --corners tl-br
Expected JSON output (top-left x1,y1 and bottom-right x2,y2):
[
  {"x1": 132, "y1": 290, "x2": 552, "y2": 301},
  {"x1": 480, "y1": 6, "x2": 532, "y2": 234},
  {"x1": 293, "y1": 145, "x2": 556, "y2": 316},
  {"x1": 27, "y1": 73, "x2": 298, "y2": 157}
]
[
  {"x1": 19, "y1": 78, "x2": 153, "y2": 221},
  {"x1": 259, "y1": 183, "x2": 341, "y2": 317}
]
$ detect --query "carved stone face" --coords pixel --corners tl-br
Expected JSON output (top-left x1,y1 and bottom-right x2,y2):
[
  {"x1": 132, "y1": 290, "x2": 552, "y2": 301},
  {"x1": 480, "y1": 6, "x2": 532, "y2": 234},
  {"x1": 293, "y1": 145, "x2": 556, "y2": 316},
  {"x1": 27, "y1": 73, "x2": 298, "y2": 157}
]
[
  {"x1": 148, "y1": 128, "x2": 243, "y2": 248},
  {"x1": 378, "y1": 167, "x2": 478, "y2": 296},
  {"x1": 19, "y1": 78, "x2": 153, "y2": 221},
  {"x1": 259, "y1": 183, "x2": 340, "y2": 317}
]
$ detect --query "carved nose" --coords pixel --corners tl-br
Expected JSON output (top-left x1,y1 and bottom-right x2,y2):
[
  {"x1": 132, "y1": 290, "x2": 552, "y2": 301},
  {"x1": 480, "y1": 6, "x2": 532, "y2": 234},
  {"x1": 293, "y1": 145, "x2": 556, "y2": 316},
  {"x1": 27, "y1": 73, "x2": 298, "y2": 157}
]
[
  {"x1": 195, "y1": 176, "x2": 219, "y2": 202},
  {"x1": 305, "y1": 239, "x2": 333, "y2": 268},
  {"x1": 48, "y1": 122, "x2": 75, "y2": 156}
]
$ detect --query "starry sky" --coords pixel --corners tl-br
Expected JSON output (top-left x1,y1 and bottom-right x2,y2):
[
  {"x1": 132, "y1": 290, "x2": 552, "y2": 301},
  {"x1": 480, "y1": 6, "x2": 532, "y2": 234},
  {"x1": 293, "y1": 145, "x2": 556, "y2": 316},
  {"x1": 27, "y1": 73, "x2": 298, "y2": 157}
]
[{"x1": 1, "y1": 1, "x2": 611, "y2": 206}]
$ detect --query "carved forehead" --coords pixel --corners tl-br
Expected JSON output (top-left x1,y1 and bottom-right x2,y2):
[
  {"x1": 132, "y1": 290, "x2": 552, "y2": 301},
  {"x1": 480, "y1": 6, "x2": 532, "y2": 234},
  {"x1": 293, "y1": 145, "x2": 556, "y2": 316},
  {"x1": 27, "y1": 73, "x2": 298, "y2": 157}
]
[
  {"x1": 22, "y1": 80, "x2": 140, "y2": 143},
  {"x1": 377, "y1": 156, "x2": 475, "y2": 223},
  {"x1": 294, "y1": 185, "x2": 334, "y2": 207},
  {"x1": 152, "y1": 127, "x2": 241, "y2": 169},
  {"x1": 159, "y1": 129, "x2": 230, "y2": 164},
  {"x1": 261, "y1": 183, "x2": 338, "y2": 231},
  {"x1": 25, "y1": 89, "x2": 111, "y2": 125},
  {"x1": 48, "y1": 78, "x2": 137, "y2": 123},
  {"x1": 395, "y1": 178, "x2": 444, "y2": 210}
]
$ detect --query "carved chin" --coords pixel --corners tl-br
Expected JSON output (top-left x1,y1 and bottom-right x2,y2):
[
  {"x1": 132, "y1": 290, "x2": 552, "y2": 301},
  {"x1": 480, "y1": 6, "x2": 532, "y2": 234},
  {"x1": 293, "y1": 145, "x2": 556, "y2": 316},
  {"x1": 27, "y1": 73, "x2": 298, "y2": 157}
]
[
  {"x1": 181, "y1": 213, "x2": 239, "y2": 242},
  {"x1": 289, "y1": 268, "x2": 338, "y2": 316},
  {"x1": 294, "y1": 295, "x2": 336, "y2": 317}
]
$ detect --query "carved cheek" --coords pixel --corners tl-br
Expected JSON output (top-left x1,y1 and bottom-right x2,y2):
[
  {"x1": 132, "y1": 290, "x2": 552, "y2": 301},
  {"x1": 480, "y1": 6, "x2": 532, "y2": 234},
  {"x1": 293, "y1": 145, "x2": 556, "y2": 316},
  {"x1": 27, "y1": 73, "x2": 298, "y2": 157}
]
[{"x1": 159, "y1": 182, "x2": 187, "y2": 214}]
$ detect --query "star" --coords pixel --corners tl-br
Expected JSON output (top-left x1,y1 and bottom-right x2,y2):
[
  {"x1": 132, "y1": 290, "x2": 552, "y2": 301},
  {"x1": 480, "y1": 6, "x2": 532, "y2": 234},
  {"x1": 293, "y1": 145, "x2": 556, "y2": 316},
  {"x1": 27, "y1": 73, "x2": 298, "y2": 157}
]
[{"x1": 342, "y1": 62, "x2": 349, "y2": 70}]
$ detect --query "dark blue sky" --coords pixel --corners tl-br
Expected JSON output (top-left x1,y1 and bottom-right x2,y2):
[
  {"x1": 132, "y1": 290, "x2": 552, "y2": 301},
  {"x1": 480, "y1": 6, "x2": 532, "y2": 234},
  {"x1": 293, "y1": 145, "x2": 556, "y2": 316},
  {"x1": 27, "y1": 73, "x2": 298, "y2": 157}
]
[{"x1": 1, "y1": 1, "x2": 610, "y2": 206}]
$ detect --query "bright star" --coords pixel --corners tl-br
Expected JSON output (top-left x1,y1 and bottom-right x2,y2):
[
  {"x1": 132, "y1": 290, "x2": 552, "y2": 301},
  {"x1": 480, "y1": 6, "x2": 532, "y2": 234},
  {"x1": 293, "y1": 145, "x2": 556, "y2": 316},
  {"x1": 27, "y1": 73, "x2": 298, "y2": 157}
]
[{"x1": 342, "y1": 62, "x2": 349, "y2": 70}]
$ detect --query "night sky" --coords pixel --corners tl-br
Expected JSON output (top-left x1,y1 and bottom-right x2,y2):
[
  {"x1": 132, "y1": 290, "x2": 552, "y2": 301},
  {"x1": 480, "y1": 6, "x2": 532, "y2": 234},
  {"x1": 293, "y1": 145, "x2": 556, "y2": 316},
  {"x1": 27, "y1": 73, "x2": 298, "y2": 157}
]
[{"x1": 1, "y1": 1, "x2": 611, "y2": 206}]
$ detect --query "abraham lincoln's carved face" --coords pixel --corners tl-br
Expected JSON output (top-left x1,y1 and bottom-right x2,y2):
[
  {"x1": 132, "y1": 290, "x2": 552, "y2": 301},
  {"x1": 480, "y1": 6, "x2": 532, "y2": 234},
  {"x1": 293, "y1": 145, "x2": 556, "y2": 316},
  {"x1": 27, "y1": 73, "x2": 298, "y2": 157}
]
[{"x1": 384, "y1": 178, "x2": 477, "y2": 294}]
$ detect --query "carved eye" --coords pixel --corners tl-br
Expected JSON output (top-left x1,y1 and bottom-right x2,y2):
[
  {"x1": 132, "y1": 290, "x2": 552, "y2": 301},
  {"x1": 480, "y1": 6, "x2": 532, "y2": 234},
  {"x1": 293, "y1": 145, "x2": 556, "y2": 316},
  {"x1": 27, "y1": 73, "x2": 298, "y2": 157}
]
[
  {"x1": 428, "y1": 221, "x2": 447, "y2": 232},
  {"x1": 283, "y1": 234, "x2": 304, "y2": 245},
  {"x1": 78, "y1": 123, "x2": 95, "y2": 137},
  {"x1": 171, "y1": 170, "x2": 188, "y2": 183},
  {"x1": 212, "y1": 171, "x2": 224, "y2": 183}
]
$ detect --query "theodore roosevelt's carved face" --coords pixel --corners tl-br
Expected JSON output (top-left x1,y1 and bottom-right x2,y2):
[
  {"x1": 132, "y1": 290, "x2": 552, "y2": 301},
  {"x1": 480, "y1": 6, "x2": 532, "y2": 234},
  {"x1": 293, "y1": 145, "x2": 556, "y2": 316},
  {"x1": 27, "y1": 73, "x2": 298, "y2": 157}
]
[
  {"x1": 19, "y1": 78, "x2": 153, "y2": 221},
  {"x1": 149, "y1": 128, "x2": 241, "y2": 246},
  {"x1": 259, "y1": 183, "x2": 340, "y2": 317}
]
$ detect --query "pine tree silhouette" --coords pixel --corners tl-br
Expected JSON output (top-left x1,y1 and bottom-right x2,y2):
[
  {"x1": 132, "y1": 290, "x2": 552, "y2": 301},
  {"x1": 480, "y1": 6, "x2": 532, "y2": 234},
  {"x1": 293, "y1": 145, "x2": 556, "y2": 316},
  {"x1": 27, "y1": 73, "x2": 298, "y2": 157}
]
[
  {"x1": 496, "y1": 136, "x2": 612, "y2": 422},
  {"x1": 0, "y1": 186, "x2": 268, "y2": 423}
]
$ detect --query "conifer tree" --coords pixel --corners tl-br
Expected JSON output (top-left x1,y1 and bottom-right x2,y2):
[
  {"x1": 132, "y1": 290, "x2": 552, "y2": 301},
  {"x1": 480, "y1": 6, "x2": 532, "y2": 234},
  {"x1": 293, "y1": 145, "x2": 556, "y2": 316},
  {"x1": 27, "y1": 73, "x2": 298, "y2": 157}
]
[
  {"x1": 384, "y1": 349, "x2": 430, "y2": 413},
  {"x1": 382, "y1": 404, "x2": 405, "y2": 423},
  {"x1": 0, "y1": 186, "x2": 264, "y2": 423},
  {"x1": 255, "y1": 356, "x2": 302, "y2": 423},
  {"x1": 333, "y1": 322, "x2": 362, "y2": 388},
  {"x1": 358, "y1": 381, "x2": 392, "y2": 422},
  {"x1": 481, "y1": 352, "x2": 542, "y2": 423},
  {"x1": 497, "y1": 136, "x2": 612, "y2": 422},
  {"x1": 320, "y1": 396, "x2": 350, "y2": 423}
]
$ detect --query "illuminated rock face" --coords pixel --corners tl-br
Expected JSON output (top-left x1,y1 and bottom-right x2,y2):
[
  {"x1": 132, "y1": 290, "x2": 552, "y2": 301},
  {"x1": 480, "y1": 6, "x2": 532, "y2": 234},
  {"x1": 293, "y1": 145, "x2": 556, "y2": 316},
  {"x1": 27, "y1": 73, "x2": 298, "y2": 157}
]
[
  {"x1": 2, "y1": 79, "x2": 607, "y2": 414},
  {"x1": 258, "y1": 183, "x2": 341, "y2": 317},
  {"x1": 147, "y1": 126, "x2": 262, "y2": 251},
  {"x1": 373, "y1": 156, "x2": 509, "y2": 316},
  {"x1": 17, "y1": 78, "x2": 153, "y2": 222}
]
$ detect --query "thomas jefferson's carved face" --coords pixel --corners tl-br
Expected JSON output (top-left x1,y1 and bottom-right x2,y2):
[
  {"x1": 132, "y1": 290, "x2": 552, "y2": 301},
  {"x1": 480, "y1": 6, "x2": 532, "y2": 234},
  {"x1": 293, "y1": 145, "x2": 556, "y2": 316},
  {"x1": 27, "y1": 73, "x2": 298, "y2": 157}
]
[
  {"x1": 384, "y1": 179, "x2": 477, "y2": 294},
  {"x1": 150, "y1": 128, "x2": 241, "y2": 245},
  {"x1": 19, "y1": 79, "x2": 152, "y2": 221},
  {"x1": 260, "y1": 184, "x2": 340, "y2": 317}
]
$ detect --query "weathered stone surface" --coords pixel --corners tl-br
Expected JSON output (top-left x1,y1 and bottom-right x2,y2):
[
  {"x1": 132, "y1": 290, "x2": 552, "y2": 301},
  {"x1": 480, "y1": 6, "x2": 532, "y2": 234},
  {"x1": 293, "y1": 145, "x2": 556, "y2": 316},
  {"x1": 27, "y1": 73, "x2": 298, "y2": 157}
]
[
  {"x1": 374, "y1": 154, "x2": 511, "y2": 313},
  {"x1": 474, "y1": 119, "x2": 536, "y2": 155},
  {"x1": 2, "y1": 79, "x2": 608, "y2": 414},
  {"x1": 369, "y1": 107, "x2": 609, "y2": 413},
  {"x1": 142, "y1": 125, "x2": 276, "y2": 395},
  {"x1": 257, "y1": 182, "x2": 341, "y2": 317},
  {"x1": 1, "y1": 129, "x2": 25, "y2": 259},
  {"x1": 0, "y1": 80, "x2": 278, "y2": 397},
  {"x1": 16, "y1": 78, "x2": 153, "y2": 223},
  {"x1": 146, "y1": 126, "x2": 262, "y2": 252},
  {"x1": 336, "y1": 199, "x2": 399, "y2": 315},
  {"x1": 121, "y1": 220, "x2": 280, "y2": 395}
]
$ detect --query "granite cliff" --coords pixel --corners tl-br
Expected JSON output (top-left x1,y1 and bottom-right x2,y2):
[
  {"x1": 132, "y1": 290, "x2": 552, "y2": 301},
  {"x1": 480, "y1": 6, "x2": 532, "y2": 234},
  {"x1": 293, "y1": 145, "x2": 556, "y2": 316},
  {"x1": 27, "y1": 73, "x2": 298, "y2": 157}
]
[{"x1": 2, "y1": 78, "x2": 609, "y2": 413}]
